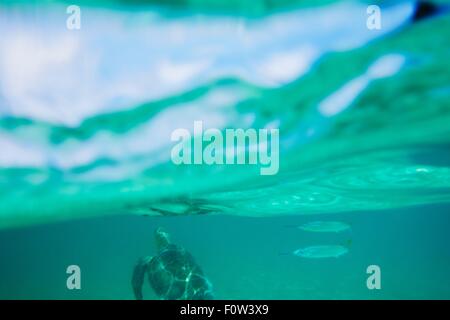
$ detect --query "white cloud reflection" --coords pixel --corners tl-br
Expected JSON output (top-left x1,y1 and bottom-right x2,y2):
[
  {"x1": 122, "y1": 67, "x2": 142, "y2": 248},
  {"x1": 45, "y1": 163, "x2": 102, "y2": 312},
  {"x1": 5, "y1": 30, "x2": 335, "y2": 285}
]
[{"x1": 0, "y1": 1, "x2": 415, "y2": 125}]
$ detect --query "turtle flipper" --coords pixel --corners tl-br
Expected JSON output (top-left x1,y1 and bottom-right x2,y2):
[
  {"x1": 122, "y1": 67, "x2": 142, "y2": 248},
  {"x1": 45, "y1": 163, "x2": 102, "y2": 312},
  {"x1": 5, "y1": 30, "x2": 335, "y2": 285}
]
[{"x1": 132, "y1": 257, "x2": 151, "y2": 300}]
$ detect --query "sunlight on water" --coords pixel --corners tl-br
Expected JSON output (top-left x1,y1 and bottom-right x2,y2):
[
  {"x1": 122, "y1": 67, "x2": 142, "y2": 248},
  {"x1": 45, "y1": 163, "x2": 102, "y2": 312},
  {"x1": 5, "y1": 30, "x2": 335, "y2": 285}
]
[
  {"x1": 1, "y1": 0, "x2": 449, "y2": 228},
  {"x1": 0, "y1": 0, "x2": 450, "y2": 300}
]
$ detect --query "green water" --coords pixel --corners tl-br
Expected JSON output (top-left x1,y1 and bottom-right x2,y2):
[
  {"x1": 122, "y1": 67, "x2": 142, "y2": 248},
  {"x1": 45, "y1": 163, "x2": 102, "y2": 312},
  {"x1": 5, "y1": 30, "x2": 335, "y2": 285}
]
[
  {"x1": 0, "y1": 0, "x2": 450, "y2": 299},
  {"x1": 1, "y1": 205, "x2": 450, "y2": 299}
]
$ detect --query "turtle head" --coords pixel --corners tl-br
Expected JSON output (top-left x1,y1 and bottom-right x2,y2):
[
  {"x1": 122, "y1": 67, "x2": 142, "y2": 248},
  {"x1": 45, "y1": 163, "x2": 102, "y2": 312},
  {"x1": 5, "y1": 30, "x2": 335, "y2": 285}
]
[{"x1": 155, "y1": 227, "x2": 171, "y2": 250}]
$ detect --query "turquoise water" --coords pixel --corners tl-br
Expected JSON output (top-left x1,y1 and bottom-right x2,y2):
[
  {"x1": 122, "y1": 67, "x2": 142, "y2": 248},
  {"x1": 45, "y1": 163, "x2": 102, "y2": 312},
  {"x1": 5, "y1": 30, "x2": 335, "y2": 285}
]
[
  {"x1": 1, "y1": 204, "x2": 450, "y2": 299},
  {"x1": 1, "y1": 0, "x2": 450, "y2": 299}
]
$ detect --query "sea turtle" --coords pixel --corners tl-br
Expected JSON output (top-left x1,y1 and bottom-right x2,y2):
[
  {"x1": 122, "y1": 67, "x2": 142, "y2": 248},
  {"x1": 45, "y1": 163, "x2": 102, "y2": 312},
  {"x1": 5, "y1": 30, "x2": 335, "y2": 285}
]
[{"x1": 132, "y1": 227, "x2": 214, "y2": 300}]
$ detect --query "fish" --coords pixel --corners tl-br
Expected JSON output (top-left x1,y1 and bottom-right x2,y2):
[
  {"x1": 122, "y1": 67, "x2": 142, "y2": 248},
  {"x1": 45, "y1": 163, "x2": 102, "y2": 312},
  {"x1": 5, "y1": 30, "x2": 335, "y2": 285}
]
[
  {"x1": 292, "y1": 245, "x2": 349, "y2": 259},
  {"x1": 296, "y1": 221, "x2": 351, "y2": 233}
]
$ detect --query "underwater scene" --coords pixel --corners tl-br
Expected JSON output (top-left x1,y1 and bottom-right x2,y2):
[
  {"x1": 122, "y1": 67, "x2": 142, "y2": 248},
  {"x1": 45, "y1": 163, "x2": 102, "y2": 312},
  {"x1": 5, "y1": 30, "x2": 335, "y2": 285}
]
[{"x1": 0, "y1": 0, "x2": 450, "y2": 300}]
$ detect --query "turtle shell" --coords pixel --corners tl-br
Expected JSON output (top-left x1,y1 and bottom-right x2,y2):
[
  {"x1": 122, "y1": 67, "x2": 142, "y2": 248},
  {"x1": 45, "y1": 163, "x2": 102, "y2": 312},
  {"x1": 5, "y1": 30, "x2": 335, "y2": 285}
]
[{"x1": 147, "y1": 244, "x2": 213, "y2": 300}]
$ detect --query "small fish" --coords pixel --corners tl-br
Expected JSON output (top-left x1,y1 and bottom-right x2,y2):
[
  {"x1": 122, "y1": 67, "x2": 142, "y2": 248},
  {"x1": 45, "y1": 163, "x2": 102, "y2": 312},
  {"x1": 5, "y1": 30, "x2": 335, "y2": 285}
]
[
  {"x1": 293, "y1": 245, "x2": 349, "y2": 259},
  {"x1": 295, "y1": 221, "x2": 351, "y2": 233}
]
